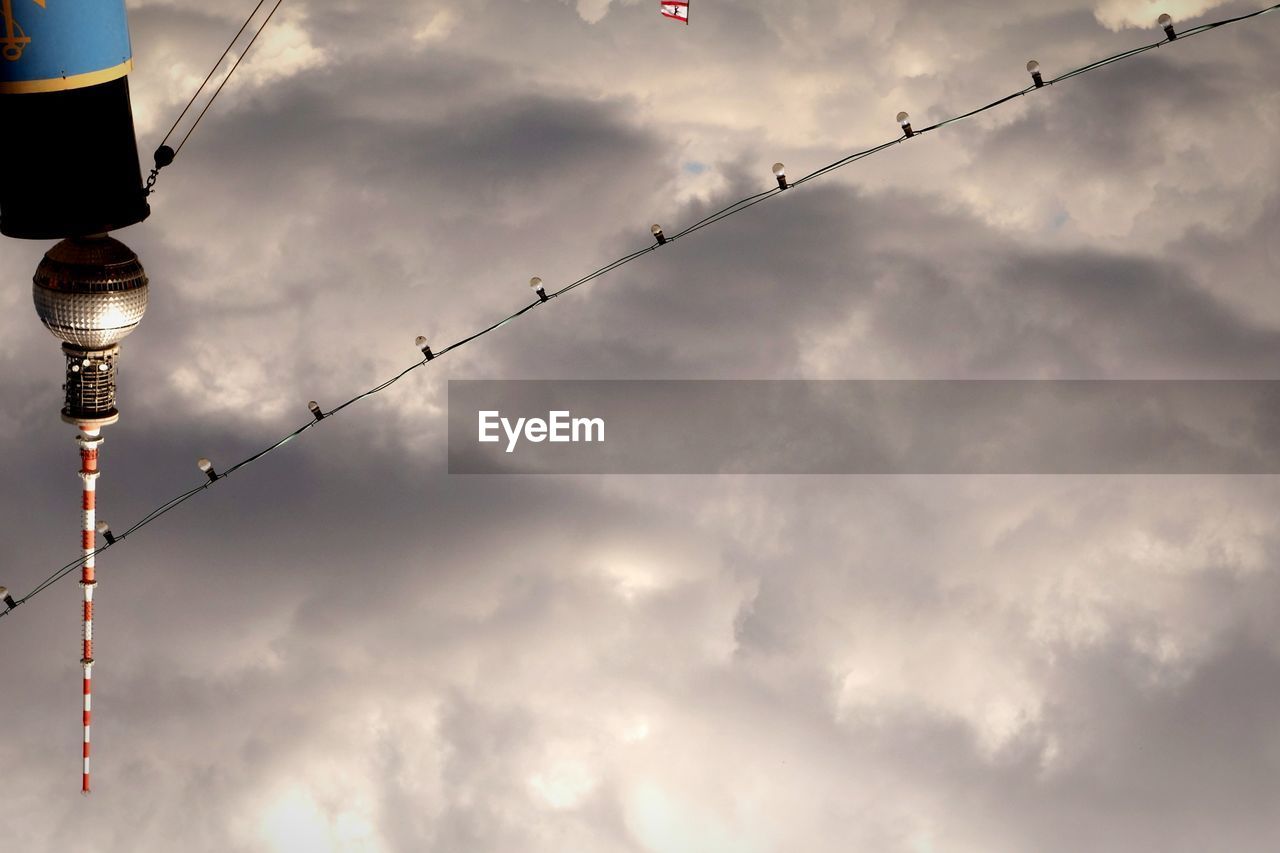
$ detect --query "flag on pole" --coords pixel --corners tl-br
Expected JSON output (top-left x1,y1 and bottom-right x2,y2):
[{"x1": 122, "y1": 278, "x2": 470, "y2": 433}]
[{"x1": 660, "y1": 1, "x2": 689, "y2": 24}]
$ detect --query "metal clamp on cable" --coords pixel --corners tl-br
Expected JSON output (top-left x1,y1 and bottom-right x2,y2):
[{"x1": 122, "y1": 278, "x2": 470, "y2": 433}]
[{"x1": 144, "y1": 145, "x2": 176, "y2": 196}]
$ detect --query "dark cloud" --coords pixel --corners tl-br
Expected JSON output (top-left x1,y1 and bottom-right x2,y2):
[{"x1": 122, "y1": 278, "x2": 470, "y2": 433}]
[{"x1": 1, "y1": 1, "x2": 1279, "y2": 850}]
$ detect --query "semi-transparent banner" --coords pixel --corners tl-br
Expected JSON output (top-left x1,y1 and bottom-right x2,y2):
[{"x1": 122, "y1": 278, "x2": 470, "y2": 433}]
[{"x1": 447, "y1": 380, "x2": 1280, "y2": 474}]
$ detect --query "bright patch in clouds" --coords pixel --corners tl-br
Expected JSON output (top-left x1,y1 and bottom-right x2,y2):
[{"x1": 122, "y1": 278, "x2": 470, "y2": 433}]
[
  {"x1": 574, "y1": 0, "x2": 613, "y2": 24},
  {"x1": 626, "y1": 782, "x2": 769, "y2": 853},
  {"x1": 529, "y1": 760, "x2": 599, "y2": 809},
  {"x1": 1092, "y1": 0, "x2": 1233, "y2": 30},
  {"x1": 257, "y1": 787, "x2": 384, "y2": 852},
  {"x1": 415, "y1": 9, "x2": 460, "y2": 44},
  {"x1": 241, "y1": 11, "x2": 328, "y2": 87}
]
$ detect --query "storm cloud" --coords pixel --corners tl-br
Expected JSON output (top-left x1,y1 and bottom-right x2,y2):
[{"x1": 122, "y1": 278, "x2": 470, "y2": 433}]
[{"x1": 2, "y1": 1, "x2": 1279, "y2": 850}]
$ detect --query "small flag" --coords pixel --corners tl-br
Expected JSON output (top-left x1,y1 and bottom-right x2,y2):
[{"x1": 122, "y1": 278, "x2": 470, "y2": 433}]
[{"x1": 660, "y1": 1, "x2": 689, "y2": 24}]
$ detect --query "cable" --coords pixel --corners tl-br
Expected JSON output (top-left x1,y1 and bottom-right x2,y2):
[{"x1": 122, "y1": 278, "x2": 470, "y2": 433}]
[
  {"x1": 176, "y1": 0, "x2": 286, "y2": 158},
  {"x1": 145, "y1": 0, "x2": 286, "y2": 195},
  {"x1": 3, "y1": 2, "x2": 1279, "y2": 623},
  {"x1": 159, "y1": 0, "x2": 269, "y2": 152}
]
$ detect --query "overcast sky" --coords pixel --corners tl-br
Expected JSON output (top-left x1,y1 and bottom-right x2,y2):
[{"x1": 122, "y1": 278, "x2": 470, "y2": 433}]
[{"x1": 2, "y1": 0, "x2": 1280, "y2": 850}]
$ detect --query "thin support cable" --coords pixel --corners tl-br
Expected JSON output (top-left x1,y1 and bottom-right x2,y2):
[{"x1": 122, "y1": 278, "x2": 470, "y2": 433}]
[
  {"x1": 175, "y1": 0, "x2": 287, "y2": 157},
  {"x1": 158, "y1": 0, "x2": 269, "y2": 151},
  {"x1": 145, "y1": 0, "x2": 286, "y2": 194}
]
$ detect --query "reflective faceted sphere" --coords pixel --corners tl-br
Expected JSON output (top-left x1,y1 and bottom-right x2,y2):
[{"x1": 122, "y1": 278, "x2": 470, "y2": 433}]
[{"x1": 33, "y1": 236, "x2": 148, "y2": 349}]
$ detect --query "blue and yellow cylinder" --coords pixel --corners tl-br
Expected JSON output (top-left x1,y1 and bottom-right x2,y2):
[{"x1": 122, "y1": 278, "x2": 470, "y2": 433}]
[{"x1": 0, "y1": 0, "x2": 149, "y2": 238}]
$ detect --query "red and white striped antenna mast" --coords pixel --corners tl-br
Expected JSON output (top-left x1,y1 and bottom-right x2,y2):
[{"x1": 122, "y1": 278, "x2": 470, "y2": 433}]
[
  {"x1": 77, "y1": 427, "x2": 102, "y2": 794},
  {"x1": 31, "y1": 235, "x2": 149, "y2": 794}
]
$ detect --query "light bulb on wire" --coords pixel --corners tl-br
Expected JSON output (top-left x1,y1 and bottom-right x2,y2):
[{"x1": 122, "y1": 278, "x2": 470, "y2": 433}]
[
  {"x1": 651, "y1": 224, "x2": 667, "y2": 245},
  {"x1": 95, "y1": 520, "x2": 116, "y2": 545},
  {"x1": 897, "y1": 111, "x2": 914, "y2": 137},
  {"x1": 415, "y1": 336, "x2": 434, "y2": 360},
  {"x1": 1026, "y1": 59, "x2": 1043, "y2": 88},
  {"x1": 530, "y1": 276, "x2": 548, "y2": 302},
  {"x1": 197, "y1": 457, "x2": 218, "y2": 482},
  {"x1": 772, "y1": 162, "x2": 788, "y2": 190},
  {"x1": 1158, "y1": 13, "x2": 1177, "y2": 40}
]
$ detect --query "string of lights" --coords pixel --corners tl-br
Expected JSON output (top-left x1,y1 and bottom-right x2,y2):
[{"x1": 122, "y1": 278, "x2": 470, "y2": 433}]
[{"x1": 3, "y1": 4, "x2": 1278, "y2": 623}]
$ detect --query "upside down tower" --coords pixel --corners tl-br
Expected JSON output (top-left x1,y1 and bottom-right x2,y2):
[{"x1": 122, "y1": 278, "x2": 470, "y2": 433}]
[
  {"x1": 32, "y1": 237, "x2": 148, "y2": 795},
  {"x1": 1, "y1": 0, "x2": 150, "y2": 794}
]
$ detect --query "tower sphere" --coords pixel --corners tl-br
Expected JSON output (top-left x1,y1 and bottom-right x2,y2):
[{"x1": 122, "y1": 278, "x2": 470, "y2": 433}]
[{"x1": 32, "y1": 236, "x2": 148, "y2": 349}]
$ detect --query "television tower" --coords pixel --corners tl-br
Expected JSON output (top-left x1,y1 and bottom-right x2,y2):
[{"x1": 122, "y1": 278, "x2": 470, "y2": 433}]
[
  {"x1": 2, "y1": 0, "x2": 151, "y2": 794},
  {"x1": 32, "y1": 238, "x2": 148, "y2": 794}
]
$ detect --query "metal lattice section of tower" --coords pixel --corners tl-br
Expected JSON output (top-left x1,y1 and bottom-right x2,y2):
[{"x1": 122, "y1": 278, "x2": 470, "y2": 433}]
[{"x1": 63, "y1": 344, "x2": 120, "y2": 426}]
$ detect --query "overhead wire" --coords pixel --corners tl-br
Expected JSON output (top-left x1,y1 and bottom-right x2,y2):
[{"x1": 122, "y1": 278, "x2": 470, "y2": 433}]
[
  {"x1": 3, "y1": 2, "x2": 1279, "y2": 622},
  {"x1": 173, "y1": 0, "x2": 287, "y2": 159},
  {"x1": 145, "y1": 0, "x2": 287, "y2": 194},
  {"x1": 156, "y1": 0, "x2": 270, "y2": 152}
]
